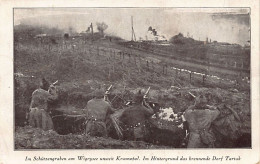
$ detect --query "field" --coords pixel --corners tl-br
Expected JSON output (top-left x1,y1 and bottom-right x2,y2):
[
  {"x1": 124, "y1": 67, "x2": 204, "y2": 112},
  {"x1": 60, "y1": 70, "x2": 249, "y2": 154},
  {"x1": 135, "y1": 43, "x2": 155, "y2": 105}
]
[{"x1": 14, "y1": 28, "x2": 251, "y2": 148}]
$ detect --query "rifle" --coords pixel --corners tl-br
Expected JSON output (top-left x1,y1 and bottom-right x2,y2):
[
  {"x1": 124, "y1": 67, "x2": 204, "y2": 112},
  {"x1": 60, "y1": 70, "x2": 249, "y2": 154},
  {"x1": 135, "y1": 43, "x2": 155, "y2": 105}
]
[
  {"x1": 52, "y1": 80, "x2": 59, "y2": 86},
  {"x1": 188, "y1": 92, "x2": 196, "y2": 98},
  {"x1": 104, "y1": 85, "x2": 112, "y2": 101},
  {"x1": 143, "y1": 87, "x2": 150, "y2": 100},
  {"x1": 142, "y1": 87, "x2": 152, "y2": 109}
]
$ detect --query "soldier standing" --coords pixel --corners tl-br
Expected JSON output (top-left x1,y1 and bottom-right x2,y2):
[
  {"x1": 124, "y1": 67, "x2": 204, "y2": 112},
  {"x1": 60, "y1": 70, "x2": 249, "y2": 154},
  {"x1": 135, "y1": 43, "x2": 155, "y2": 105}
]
[
  {"x1": 183, "y1": 94, "x2": 220, "y2": 148},
  {"x1": 28, "y1": 78, "x2": 58, "y2": 130}
]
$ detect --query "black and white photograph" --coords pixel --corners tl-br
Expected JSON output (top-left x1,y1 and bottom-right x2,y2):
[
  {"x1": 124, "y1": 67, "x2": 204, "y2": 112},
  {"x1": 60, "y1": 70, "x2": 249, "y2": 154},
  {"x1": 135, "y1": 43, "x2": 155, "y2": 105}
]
[{"x1": 13, "y1": 8, "x2": 252, "y2": 150}]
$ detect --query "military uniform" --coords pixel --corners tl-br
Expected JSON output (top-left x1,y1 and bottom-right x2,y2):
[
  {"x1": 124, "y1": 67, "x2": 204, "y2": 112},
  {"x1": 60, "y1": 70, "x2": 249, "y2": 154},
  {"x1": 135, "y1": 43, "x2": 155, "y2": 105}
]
[
  {"x1": 120, "y1": 91, "x2": 154, "y2": 141},
  {"x1": 84, "y1": 90, "x2": 115, "y2": 137},
  {"x1": 184, "y1": 96, "x2": 220, "y2": 148},
  {"x1": 120, "y1": 104, "x2": 154, "y2": 141},
  {"x1": 28, "y1": 85, "x2": 57, "y2": 130}
]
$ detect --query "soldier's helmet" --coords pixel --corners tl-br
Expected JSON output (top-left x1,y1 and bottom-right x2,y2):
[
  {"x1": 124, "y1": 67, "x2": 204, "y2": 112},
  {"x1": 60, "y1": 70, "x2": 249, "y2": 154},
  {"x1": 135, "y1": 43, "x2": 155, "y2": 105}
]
[
  {"x1": 40, "y1": 78, "x2": 50, "y2": 91},
  {"x1": 194, "y1": 94, "x2": 208, "y2": 108},
  {"x1": 48, "y1": 84, "x2": 56, "y2": 94},
  {"x1": 94, "y1": 89, "x2": 105, "y2": 99},
  {"x1": 134, "y1": 90, "x2": 143, "y2": 104}
]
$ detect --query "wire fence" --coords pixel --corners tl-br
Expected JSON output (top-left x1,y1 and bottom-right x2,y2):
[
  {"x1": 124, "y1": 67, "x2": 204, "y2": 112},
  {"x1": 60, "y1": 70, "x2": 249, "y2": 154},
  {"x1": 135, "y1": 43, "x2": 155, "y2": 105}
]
[{"x1": 15, "y1": 39, "x2": 250, "y2": 90}]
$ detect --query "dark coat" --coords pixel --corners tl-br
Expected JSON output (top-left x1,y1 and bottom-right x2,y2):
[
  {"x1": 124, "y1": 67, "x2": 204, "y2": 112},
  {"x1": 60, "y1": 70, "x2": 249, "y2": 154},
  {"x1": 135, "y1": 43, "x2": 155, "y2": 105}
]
[
  {"x1": 120, "y1": 104, "x2": 154, "y2": 140},
  {"x1": 85, "y1": 98, "x2": 115, "y2": 137}
]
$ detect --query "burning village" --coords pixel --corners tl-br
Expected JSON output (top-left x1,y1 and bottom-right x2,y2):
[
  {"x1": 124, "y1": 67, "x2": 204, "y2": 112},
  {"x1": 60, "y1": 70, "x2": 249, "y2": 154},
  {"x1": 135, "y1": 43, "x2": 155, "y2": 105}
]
[{"x1": 14, "y1": 8, "x2": 251, "y2": 149}]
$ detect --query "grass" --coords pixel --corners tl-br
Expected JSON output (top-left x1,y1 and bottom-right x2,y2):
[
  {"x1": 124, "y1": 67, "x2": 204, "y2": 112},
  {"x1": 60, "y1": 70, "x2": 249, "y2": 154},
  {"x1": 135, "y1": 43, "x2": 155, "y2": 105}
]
[{"x1": 14, "y1": 37, "x2": 250, "y2": 125}]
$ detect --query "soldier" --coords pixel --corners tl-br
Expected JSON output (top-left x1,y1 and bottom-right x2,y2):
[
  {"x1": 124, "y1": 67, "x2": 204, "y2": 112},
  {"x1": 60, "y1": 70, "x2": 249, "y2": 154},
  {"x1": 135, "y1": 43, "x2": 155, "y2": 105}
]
[
  {"x1": 120, "y1": 90, "x2": 155, "y2": 141},
  {"x1": 84, "y1": 89, "x2": 115, "y2": 137},
  {"x1": 28, "y1": 78, "x2": 58, "y2": 130},
  {"x1": 183, "y1": 94, "x2": 220, "y2": 148}
]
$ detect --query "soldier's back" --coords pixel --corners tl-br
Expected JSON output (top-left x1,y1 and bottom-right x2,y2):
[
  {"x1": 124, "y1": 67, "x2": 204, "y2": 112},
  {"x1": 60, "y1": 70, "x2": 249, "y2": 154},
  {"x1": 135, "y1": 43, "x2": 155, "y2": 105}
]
[
  {"x1": 184, "y1": 109, "x2": 219, "y2": 132},
  {"x1": 86, "y1": 99, "x2": 111, "y2": 120},
  {"x1": 30, "y1": 88, "x2": 50, "y2": 110},
  {"x1": 121, "y1": 105, "x2": 151, "y2": 126}
]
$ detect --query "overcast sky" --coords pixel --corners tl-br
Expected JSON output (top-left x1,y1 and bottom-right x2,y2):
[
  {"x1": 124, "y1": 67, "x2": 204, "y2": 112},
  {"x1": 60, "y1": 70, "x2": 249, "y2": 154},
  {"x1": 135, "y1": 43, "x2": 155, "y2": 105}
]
[{"x1": 14, "y1": 8, "x2": 250, "y2": 45}]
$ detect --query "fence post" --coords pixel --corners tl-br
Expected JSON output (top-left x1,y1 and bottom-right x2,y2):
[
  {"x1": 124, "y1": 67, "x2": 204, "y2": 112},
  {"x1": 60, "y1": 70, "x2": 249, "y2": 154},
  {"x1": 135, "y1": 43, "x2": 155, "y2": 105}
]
[
  {"x1": 162, "y1": 65, "x2": 165, "y2": 74},
  {"x1": 203, "y1": 75, "x2": 206, "y2": 85},
  {"x1": 165, "y1": 64, "x2": 168, "y2": 75},
  {"x1": 128, "y1": 53, "x2": 131, "y2": 62},
  {"x1": 189, "y1": 72, "x2": 192, "y2": 83},
  {"x1": 108, "y1": 67, "x2": 111, "y2": 81}
]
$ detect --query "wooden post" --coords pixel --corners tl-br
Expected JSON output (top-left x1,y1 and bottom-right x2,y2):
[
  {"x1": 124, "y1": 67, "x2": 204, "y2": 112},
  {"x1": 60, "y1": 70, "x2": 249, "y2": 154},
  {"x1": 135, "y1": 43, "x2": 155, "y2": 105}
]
[
  {"x1": 162, "y1": 65, "x2": 165, "y2": 74},
  {"x1": 203, "y1": 75, "x2": 206, "y2": 85},
  {"x1": 128, "y1": 53, "x2": 131, "y2": 62},
  {"x1": 189, "y1": 72, "x2": 192, "y2": 83},
  {"x1": 112, "y1": 64, "x2": 115, "y2": 73},
  {"x1": 108, "y1": 67, "x2": 111, "y2": 81},
  {"x1": 97, "y1": 46, "x2": 99, "y2": 55},
  {"x1": 165, "y1": 64, "x2": 168, "y2": 75}
]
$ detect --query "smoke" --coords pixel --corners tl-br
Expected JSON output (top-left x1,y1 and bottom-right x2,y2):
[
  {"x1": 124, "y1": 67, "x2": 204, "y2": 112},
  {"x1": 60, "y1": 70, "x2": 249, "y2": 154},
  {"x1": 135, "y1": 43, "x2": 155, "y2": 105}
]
[
  {"x1": 96, "y1": 22, "x2": 108, "y2": 35},
  {"x1": 148, "y1": 26, "x2": 157, "y2": 36},
  {"x1": 14, "y1": 8, "x2": 250, "y2": 45},
  {"x1": 164, "y1": 12, "x2": 250, "y2": 45},
  {"x1": 147, "y1": 26, "x2": 167, "y2": 41}
]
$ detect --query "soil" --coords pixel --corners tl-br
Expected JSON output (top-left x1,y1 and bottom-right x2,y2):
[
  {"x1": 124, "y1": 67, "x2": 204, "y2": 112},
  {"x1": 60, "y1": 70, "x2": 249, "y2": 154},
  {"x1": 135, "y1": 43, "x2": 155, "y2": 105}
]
[{"x1": 15, "y1": 126, "x2": 167, "y2": 149}]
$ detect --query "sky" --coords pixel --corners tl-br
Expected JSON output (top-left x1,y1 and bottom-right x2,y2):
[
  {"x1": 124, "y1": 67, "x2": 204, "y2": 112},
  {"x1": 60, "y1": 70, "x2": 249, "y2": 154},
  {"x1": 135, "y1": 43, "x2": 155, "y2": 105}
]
[{"x1": 14, "y1": 8, "x2": 250, "y2": 45}]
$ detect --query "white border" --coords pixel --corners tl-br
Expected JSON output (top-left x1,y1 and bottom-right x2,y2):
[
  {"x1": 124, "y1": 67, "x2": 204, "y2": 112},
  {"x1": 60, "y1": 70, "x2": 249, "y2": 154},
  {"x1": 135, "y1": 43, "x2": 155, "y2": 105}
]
[{"x1": 0, "y1": 0, "x2": 259, "y2": 164}]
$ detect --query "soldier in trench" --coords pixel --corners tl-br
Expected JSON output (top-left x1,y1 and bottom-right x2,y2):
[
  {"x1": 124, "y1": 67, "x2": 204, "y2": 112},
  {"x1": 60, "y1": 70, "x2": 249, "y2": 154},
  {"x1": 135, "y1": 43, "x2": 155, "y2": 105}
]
[
  {"x1": 182, "y1": 94, "x2": 220, "y2": 148},
  {"x1": 120, "y1": 90, "x2": 155, "y2": 141},
  {"x1": 84, "y1": 89, "x2": 116, "y2": 137},
  {"x1": 28, "y1": 78, "x2": 58, "y2": 130}
]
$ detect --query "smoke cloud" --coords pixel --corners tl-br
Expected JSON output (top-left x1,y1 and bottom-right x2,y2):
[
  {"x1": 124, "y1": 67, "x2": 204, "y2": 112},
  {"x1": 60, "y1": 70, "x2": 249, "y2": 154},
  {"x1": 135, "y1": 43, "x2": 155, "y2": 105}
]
[{"x1": 14, "y1": 8, "x2": 250, "y2": 45}]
